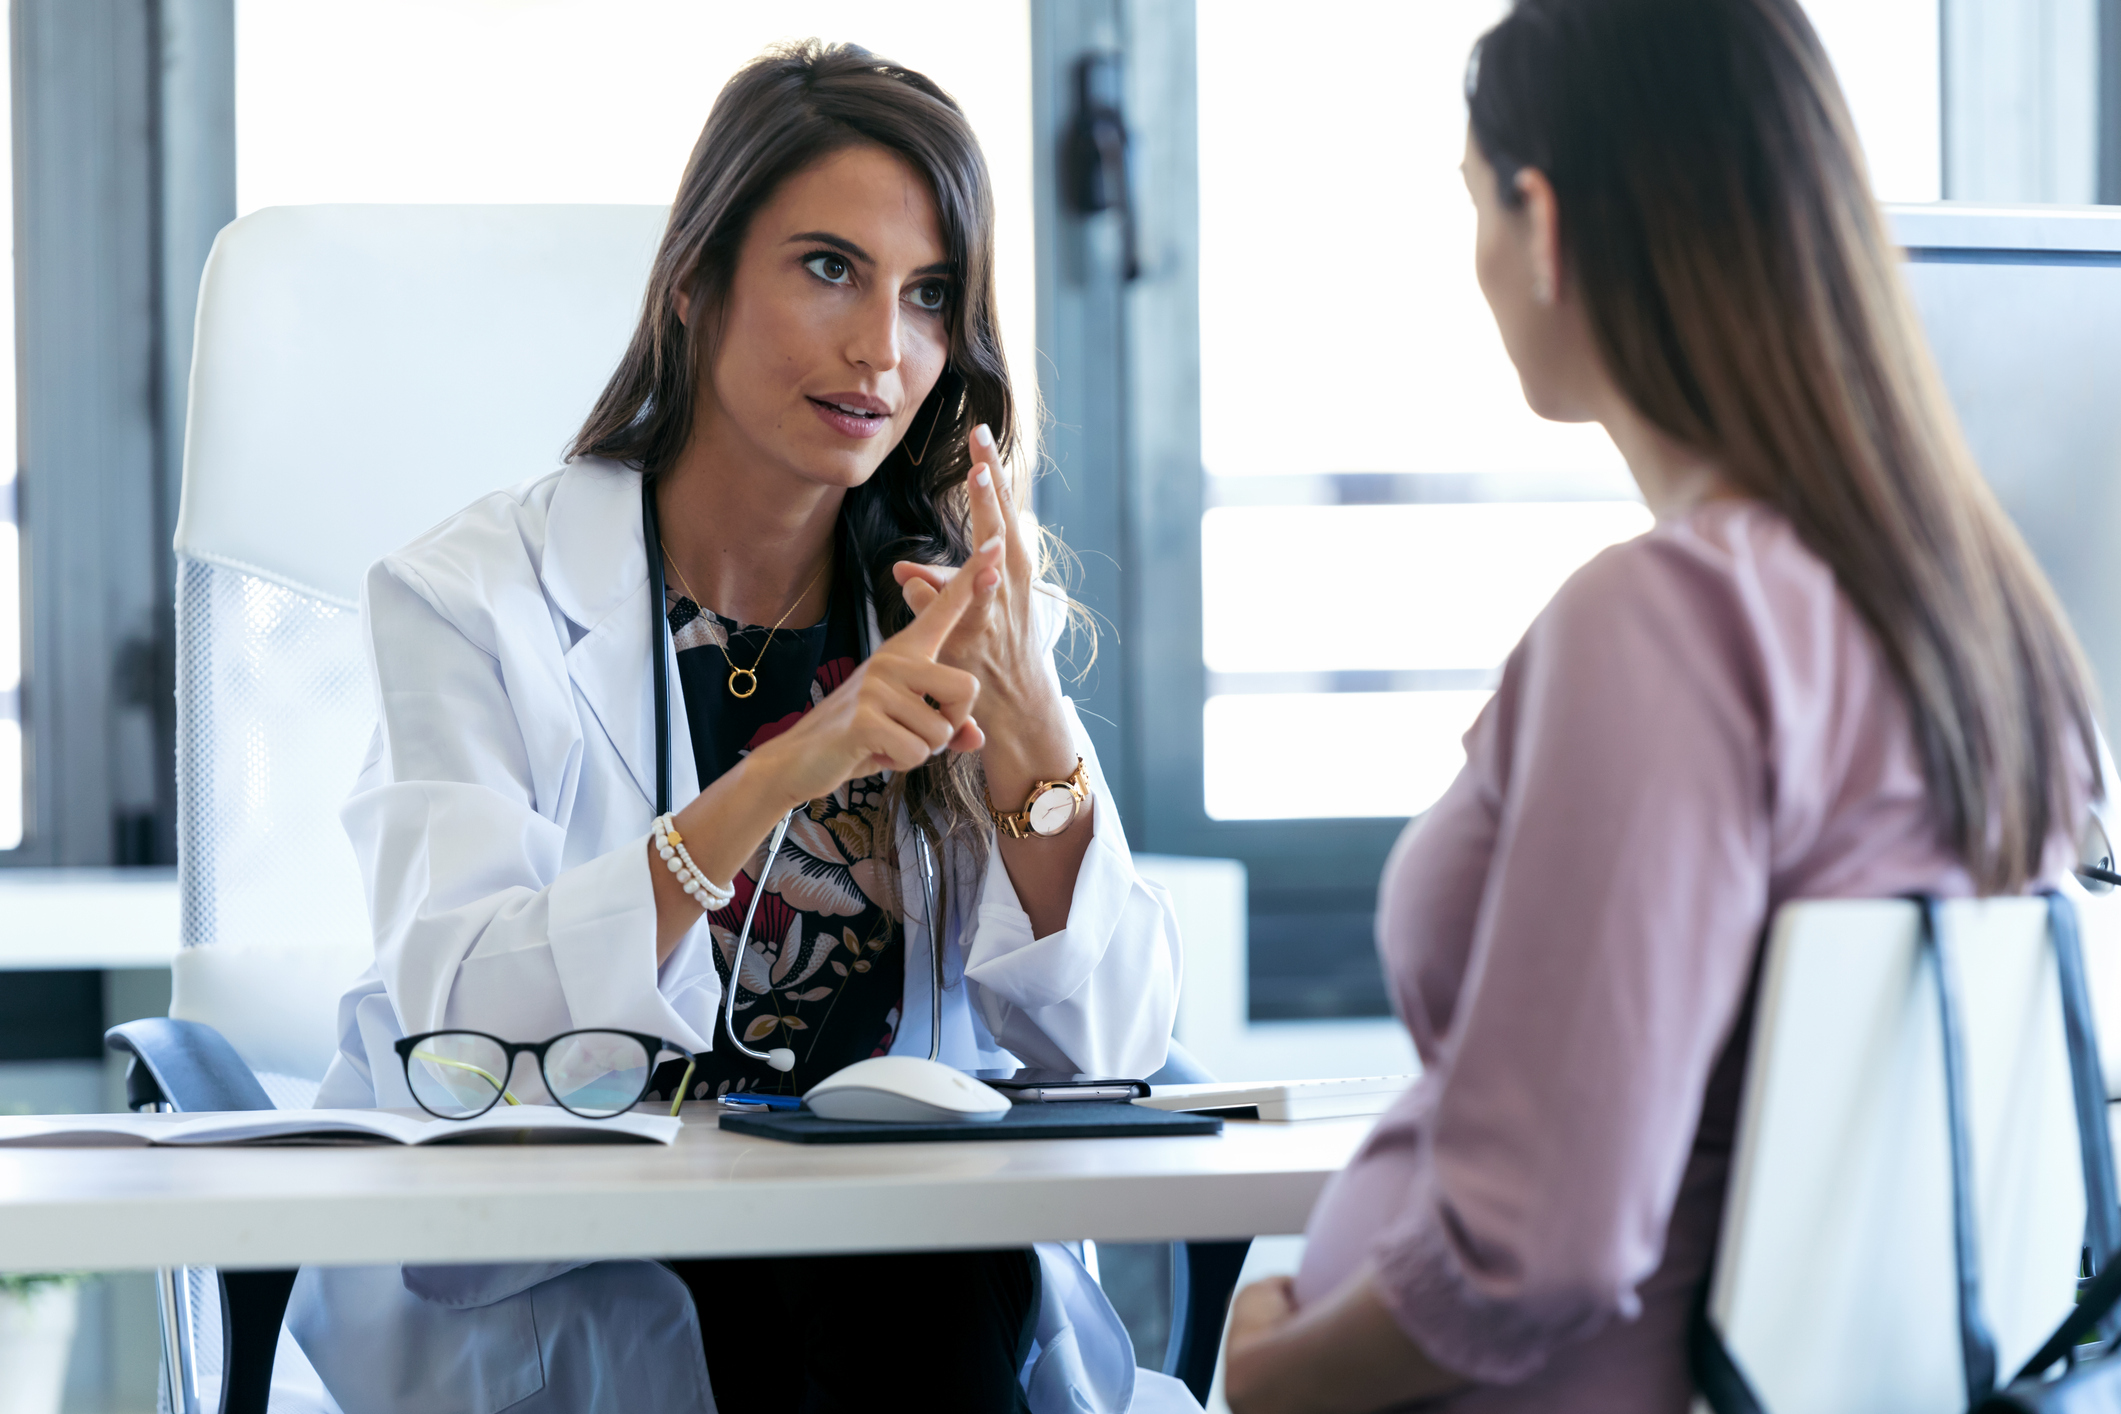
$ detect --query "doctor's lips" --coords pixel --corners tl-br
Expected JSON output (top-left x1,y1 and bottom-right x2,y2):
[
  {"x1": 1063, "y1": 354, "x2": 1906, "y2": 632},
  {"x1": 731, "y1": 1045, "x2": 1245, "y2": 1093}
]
[{"x1": 807, "y1": 390, "x2": 893, "y2": 439}]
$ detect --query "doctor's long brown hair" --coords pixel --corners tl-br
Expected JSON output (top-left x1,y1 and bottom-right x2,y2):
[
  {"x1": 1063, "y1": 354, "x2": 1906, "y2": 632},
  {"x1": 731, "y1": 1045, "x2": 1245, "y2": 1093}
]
[
  {"x1": 571, "y1": 40, "x2": 1028, "y2": 889},
  {"x1": 1468, "y1": 0, "x2": 2099, "y2": 892}
]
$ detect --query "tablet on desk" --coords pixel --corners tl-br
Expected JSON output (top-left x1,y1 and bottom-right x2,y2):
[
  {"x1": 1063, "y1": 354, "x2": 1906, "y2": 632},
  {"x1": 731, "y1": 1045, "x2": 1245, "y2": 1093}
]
[
  {"x1": 973, "y1": 1069, "x2": 1151, "y2": 1103},
  {"x1": 1134, "y1": 1075, "x2": 1416, "y2": 1122}
]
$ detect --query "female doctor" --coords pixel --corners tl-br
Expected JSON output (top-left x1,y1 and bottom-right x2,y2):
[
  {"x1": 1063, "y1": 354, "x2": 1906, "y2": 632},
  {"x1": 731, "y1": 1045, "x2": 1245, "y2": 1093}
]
[{"x1": 285, "y1": 40, "x2": 1185, "y2": 1414}]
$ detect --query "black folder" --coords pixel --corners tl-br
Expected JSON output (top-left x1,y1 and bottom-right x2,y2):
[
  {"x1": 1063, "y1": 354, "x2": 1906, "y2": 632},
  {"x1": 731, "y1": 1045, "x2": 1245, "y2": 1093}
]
[{"x1": 719, "y1": 1100, "x2": 1224, "y2": 1145}]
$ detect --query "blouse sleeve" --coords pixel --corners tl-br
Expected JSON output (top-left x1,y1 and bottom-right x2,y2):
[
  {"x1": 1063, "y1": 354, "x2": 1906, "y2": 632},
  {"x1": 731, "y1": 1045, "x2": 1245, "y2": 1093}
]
[{"x1": 1369, "y1": 538, "x2": 1773, "y2": 1382}]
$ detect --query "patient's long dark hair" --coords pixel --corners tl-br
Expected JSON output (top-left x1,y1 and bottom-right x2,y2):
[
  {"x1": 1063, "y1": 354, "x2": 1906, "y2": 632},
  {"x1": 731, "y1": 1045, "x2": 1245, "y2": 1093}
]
[
  {"x1": 1468, "y1": 0, "x2": 2100, "y2": 892},
  {"x1": 571, "y1": 40, "x2": 1027, "y2": 878}
]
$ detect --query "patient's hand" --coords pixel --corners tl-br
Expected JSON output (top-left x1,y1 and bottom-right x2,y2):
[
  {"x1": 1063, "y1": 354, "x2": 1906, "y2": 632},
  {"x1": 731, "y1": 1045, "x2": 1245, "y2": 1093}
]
[
  {"x1": 1223, "y1": 1265, "x2": 1466, "y2": 1414},
  {"x1": 1224, "y1": 1277, "x2": 1302, "y2": 1412},
  {"x1": 1229, "y1": 1276, "x2": 1301, "y2": 1347}
]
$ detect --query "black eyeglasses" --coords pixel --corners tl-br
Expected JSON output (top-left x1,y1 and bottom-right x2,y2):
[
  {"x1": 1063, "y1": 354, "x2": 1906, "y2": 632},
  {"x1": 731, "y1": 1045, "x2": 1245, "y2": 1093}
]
[{"x1": 393, "y1": 1029, "x2": 698, "y2": 1120}]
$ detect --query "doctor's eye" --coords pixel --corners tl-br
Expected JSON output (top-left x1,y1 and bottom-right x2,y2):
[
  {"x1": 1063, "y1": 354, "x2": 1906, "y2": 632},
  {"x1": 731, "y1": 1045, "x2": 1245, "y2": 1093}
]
[
  {"x1": 907, "y1": 279, "x2": 950, "y2": 313},
  {"x1": 803, "y1": 252, "x2": 854, "y2": 286}
]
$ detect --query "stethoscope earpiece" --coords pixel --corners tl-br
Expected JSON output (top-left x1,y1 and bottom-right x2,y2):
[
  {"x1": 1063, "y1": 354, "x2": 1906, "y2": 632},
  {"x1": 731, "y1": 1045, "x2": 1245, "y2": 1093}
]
[
  {"x1": 2078, "y1": 863, "x2": 2121, "y2": 892},
  {"x1": 2077, "y1": 813, "x2": 2117, "y2": 895}
]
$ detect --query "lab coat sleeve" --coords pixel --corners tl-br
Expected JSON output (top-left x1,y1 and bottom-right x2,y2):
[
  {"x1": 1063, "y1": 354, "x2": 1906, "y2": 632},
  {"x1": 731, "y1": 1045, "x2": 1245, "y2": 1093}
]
[
  {"x1": 959, "y1": 588, "x2": 1181, "y2": 1079},
  {"x1": 341, "y1": 560, "x2": 710, "y2": 1054}
]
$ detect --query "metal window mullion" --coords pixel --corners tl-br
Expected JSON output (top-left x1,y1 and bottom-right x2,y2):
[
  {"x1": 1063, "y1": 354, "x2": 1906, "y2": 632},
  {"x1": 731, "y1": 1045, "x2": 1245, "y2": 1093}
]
[{"x1": 2102, "y1": 0, "x2": 2121, "y2": 203}]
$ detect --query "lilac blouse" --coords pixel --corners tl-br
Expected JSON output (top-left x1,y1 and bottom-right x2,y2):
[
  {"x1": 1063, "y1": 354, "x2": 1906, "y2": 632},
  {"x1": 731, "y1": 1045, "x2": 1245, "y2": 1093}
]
[{"x1": 1293, "y1": 500, "x2": 2087, "y2": 1412}]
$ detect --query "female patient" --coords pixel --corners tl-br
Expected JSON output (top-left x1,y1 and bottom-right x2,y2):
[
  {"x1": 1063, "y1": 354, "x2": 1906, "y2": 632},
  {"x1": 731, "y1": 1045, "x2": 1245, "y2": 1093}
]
[
  {"x1": 1223, "y1": 0, "x2": 2099, "y2": 1410},
  {"x1": 288, "y1": 40, "x2": 1180, "y2": 1414}
]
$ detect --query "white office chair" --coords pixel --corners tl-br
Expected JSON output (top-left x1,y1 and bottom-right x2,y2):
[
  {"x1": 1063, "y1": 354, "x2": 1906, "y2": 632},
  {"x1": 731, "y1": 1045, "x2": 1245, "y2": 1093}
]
[
  {"x1": 133, "y1": 202, "x2": 668, "y2": 1414},
  {"x1": 1697, "y1": 895, "x2": 2108, "y2": 1413},
  {"x1": 169, "y1": 201, "x2": 668, "y2": 1100}
]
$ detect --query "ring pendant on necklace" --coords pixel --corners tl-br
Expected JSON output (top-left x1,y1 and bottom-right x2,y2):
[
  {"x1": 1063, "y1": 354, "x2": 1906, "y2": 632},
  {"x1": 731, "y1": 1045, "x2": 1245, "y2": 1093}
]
[{"x1": 662, "y1": 546, "x2": 828, "y2": 700}]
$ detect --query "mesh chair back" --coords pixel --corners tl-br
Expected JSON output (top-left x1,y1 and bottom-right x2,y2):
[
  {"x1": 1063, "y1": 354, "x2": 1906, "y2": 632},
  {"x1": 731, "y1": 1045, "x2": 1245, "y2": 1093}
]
[{"x1": 171, "y1": 204, "x2": 665, "y2": 1101}]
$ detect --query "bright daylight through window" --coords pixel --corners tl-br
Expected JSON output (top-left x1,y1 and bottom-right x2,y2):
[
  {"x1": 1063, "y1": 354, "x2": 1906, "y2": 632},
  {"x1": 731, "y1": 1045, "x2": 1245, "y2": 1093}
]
[
  {"x1": 1196, "y1": 0, "x2": 1940, "y2": 823},
  {"x1": 0, "y1": 24, "x2": 18, "y2": 853},
  {"x1": 235, "y1": 0, "x2": 1036, "y2": 427}
]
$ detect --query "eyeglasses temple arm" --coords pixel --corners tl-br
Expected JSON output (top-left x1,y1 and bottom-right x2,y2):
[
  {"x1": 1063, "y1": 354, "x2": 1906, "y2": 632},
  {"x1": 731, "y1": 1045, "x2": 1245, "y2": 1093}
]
[
  {"x1": 668, "y1": 1056, "x2": 698, "y2": 1118},
  {"x1": 408, "y1": 1049, "x2": 521, "y2": 1106}
]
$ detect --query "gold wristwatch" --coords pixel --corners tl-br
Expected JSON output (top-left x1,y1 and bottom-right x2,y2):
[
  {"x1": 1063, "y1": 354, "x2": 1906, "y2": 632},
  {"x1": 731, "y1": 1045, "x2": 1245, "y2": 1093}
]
[{"x1": 988, "y1": 757, "x2": 1090, "y2": 839}]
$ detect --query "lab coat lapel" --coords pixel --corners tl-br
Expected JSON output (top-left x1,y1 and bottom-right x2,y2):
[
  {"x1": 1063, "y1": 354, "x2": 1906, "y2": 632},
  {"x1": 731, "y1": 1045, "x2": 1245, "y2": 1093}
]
[{"x1": 542, "y1": 459, "x2": 700, "y2": 812}]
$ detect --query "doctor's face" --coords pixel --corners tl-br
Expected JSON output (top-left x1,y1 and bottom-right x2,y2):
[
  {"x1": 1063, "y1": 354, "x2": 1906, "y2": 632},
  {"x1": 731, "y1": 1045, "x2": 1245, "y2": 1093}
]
[{"x1": 692, "y1": 143, "x2": 955, "y2": 493}]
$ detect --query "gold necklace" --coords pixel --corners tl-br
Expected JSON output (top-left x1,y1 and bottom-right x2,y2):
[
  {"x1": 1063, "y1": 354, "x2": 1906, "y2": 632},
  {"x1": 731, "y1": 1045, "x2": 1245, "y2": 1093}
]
[{"x1": 665, "y1": 552, "x2": 829, "y2": 700}]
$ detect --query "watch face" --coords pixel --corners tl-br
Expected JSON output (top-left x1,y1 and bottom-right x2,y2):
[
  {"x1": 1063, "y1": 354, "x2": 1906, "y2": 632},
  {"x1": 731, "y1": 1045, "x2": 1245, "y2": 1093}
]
[{"x1": 1027, "y1": 785, "x2": 1078, "y2": 836}]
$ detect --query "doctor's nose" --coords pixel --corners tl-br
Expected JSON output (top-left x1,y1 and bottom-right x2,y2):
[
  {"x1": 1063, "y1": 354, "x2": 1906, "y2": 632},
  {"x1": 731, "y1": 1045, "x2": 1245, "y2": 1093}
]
[{"x1": 845, "y1": 298, "x2": 904, "y2": 374}]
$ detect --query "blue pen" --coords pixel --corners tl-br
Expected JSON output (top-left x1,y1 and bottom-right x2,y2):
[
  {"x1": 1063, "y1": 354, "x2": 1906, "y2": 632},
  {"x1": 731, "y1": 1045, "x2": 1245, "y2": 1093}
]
[{"x1": 717, "y1": 1092, "x2": 803, "y2": 1112}]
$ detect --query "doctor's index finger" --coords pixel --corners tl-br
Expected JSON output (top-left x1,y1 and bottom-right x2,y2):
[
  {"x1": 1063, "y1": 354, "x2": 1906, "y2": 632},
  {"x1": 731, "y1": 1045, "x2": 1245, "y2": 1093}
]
[
  {"x1": 901, "y1": 577, "x2": 941, "y2": 616},
  {"x1": 894, "y1": 536, "x2": 1001, "y2": 659}
]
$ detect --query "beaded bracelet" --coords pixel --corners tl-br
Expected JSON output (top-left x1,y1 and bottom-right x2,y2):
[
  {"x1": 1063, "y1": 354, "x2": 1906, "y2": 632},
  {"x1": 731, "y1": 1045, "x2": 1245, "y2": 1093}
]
[{"x1": 654, "y1": 814, "x2": 735, "y2": 910}]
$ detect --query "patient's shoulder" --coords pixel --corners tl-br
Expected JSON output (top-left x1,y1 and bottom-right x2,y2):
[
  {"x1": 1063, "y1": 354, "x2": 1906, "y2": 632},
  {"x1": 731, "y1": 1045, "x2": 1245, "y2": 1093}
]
[
  {"x1": 1546, "y1": 498, "x2": 1833, "y2": 638},
  {"x1": 1521, "y1": 498, "x2": 1866, "y2": 745}
]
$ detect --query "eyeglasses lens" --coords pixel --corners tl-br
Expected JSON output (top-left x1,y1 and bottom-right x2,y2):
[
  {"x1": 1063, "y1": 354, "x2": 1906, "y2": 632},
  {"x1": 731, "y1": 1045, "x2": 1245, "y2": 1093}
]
[
  {"x1": 406, "y1": 1033, "x2": 513, "y2": 1119},
  {"x1": 543, "y1": 1032, "x2": 655, "y2": 1118}
]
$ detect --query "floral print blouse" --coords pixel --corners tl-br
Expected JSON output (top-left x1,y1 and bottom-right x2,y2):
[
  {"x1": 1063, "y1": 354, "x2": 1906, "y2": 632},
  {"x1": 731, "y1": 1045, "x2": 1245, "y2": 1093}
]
[{"x1": 653, "y1": 544, "x2": 903, "y2": 1100}]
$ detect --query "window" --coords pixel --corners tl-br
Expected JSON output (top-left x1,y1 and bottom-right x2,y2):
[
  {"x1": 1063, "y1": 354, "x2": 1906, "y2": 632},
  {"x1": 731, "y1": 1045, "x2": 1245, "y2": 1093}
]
[
  {"x1": 234, "y1": 0, "x2": 1039, "y2": 423},
  {"x1": 1186, "y1": 0, "x2": 1943, "y2": 1016},
  {"x1": 0, "y1": 22, "x2": 18, "y2": 853}
]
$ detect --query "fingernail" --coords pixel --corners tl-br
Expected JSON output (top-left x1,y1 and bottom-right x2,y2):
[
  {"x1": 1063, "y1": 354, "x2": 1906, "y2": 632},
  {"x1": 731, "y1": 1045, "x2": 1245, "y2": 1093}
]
[
  {"x1": 981, "y1": 569, "x2": 1001, "y2": 591},
  {"x1": 975, "y1": 424, "x2": 995, "y2": 448},
  {"x1": 974, "y1": 467, "x2": 991, "y2": 488},
  {"x1": 979, "y1": 534, "x2": 1004, "y2": 554}
]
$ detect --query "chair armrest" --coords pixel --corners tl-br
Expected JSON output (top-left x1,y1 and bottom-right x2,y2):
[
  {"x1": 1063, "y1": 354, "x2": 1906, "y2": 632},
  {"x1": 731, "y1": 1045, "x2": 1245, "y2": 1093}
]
[{"x1": 105, "y1": 1017, "x2": 275, "y2": 1112}]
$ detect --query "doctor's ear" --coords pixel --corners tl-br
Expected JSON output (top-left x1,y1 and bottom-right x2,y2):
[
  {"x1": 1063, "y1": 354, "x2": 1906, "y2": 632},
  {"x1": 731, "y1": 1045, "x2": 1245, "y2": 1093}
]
[
  {"x1": 1515, "y1": 167, "x2": 1563, "y2": 307},
  {"x1": 675, "y1": 288, "x2": 692, "y2": 328}
]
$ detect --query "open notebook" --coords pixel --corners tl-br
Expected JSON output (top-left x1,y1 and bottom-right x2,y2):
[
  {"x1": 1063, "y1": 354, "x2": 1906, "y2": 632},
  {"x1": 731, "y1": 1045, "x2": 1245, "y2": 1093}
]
[{"x1": 0, "y1": 1107, "x2": 682, "y2": 1147}]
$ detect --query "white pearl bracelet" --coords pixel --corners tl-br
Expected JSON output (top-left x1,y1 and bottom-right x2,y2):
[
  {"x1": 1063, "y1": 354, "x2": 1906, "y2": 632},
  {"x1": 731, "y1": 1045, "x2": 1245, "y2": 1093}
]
[{"x1": 654, "y1": 814, "x2": 735, "y2": 910}]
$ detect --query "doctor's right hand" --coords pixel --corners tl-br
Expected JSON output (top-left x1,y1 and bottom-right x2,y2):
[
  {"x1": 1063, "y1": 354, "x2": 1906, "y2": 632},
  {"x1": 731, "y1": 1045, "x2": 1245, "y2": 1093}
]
[
  {"x1": 747, "y1": 533, "x2": 1003, "y2": 808},
  {"x1": 653, "y1": 535, "x2": 1002, "y2": 956}
]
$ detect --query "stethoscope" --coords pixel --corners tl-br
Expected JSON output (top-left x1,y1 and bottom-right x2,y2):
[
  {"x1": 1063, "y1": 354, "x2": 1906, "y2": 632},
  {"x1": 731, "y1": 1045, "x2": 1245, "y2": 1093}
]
[
  {"x1": 645, "y1": 481, "x2": 944, "y2": 1075},
  {"x1": 2079, "y1": 813, "x2": 2121, "y2": 893}
]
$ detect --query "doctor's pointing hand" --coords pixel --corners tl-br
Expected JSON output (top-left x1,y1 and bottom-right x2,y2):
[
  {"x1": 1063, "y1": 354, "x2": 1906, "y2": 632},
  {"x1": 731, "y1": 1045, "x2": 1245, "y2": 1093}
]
[
  {"x1": 648, "y1": 526, "x2": 1006, "y2": 962},
  {"x1": 893, "y1": 427, "x2": 1099, "y2": 937}
]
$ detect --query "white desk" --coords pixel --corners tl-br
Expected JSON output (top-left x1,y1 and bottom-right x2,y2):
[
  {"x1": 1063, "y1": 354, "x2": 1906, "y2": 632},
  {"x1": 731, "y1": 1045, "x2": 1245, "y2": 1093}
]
[{"x1": 0, "y1": 1105, "x2": 1372, "y2": 1273}]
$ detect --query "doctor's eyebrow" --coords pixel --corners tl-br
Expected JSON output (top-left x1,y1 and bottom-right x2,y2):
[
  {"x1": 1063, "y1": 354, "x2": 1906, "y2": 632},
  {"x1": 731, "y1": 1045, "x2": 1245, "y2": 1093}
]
[{"x1": 785, "y1": 230, "x2": 952, "y2": 277}]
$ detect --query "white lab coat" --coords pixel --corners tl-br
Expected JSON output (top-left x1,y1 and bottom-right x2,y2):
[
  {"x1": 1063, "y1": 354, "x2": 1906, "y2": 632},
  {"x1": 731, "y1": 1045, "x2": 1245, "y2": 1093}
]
[{"x1": 284, "y1": 456, "x2": 1197, "y2": 1414}]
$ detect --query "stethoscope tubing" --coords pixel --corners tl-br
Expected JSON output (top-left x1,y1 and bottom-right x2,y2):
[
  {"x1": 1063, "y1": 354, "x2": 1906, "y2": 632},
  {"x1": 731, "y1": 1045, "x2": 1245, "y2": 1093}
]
[{"x1": 644, "y1": 478, "x2": 943, "y2": 1073}]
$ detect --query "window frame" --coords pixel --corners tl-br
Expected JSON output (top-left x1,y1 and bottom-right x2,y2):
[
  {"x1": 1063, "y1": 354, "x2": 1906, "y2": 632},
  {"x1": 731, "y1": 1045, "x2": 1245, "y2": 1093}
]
[{"x1": 2, "y1": 0, "x2": 232, "y2": 868}]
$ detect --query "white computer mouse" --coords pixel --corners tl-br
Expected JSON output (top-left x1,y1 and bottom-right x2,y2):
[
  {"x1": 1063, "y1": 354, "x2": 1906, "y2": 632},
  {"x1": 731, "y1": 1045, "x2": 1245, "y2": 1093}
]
[{"x1": 803, "y1": 1056, "x2": 1012, "y2": 1123}]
